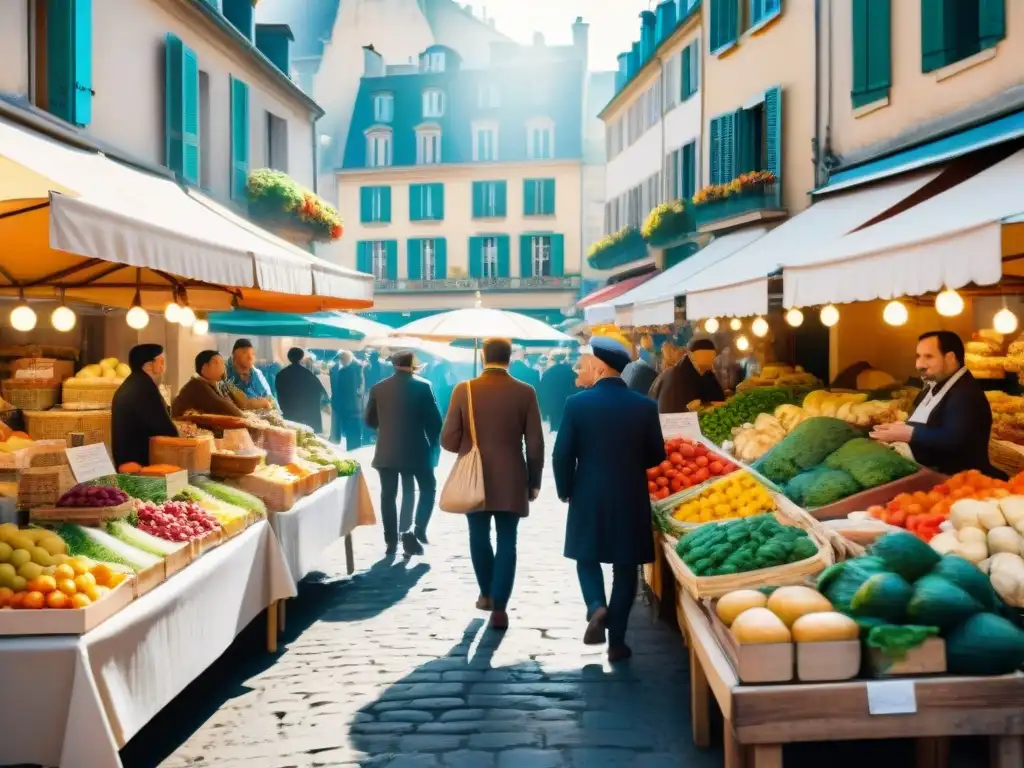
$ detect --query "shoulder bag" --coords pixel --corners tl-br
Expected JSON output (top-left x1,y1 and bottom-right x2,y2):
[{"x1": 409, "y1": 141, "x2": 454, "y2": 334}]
[{"x1": 439, "y1": 381, "x2": 486, "y2": 513}]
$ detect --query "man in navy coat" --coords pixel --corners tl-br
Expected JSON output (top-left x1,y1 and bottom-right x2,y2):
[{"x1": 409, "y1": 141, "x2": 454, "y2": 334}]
[{"x1": 553, "y1": 334, "x2": 665, "y2": 662}]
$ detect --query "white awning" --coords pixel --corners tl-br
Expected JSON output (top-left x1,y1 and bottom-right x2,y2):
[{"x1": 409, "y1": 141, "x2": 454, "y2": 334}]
[
  {"x1": 681, "y1": 171, "x2": 941, "y2": 319},
  {"x1": 583, "y1": 302, "x2": 616, "y2": 325},
  {"x1": 612, "y1": 228, "x2": 769, "y2": 326},
  {"x1": 784, "y1": 149, "x2": 1024, "y2": 308}
]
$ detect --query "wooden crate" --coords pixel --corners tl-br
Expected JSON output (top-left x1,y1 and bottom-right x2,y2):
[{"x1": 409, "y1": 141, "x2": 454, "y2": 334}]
[
  {"x1": 0, "y1": 578, "x2": 134, "y2": 635},
  {"x1": 704, "y1": 598, "x2": 794, "y2": 683},
  {"x1": 811, "y1": 468, "x2": 947, "y2": 521}
]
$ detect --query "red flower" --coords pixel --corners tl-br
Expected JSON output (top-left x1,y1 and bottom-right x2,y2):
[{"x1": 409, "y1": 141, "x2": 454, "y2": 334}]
[{"x1": 330, "y1": 224, "x2": 343, "y2": 240}]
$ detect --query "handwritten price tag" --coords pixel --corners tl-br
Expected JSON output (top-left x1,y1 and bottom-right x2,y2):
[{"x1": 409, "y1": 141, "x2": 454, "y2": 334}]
[
  {"x1": 659, "y1": 412, "x2": 702, "y2": 440},
  {"x1": 866, "y1": 680, "x2": 917, "y2": 715},
  {"x1": 65, "y1": 444, "x2": 117, "y2": 484}
]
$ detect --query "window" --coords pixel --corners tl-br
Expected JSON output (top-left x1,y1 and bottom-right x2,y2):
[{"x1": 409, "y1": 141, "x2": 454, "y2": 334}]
[
  {"x1": 851, "y1": 0, "x2": 891, "y2": 107},
  {"x1": 709, "y1": 0, "x2": 739, "y2": 54},
  {"x1": 372, "y1": 242, "x2": 388, "y2": 279},
  {"x1": 267, "y1": 112, "x2": 288, "y2": 172},
  {"x1": 373, "y1": 93, "x2": 394, "y2": 123},
  {"x1": 410, "y1": 183, "x2": 444, "y2": 221},
  {"x1": 482, "y1": 237, "x2": 500, "y2": 278},
  {"x1": 681, "y1": 41, "x2": 699, "y2": 101},
  {"x1": 663, "y1": 53, "x2": 679, "y2": 111},
  {"x1": 366, "y1": 129, "x2": 392, "y2": 167},
  {"x1": 530, "y1": 236, "x2": 551, "y2": 277},
  {"x1": 478, "y1": 82, "x2": 500, "y2": 109},
  {"x1": 416, "y1": 128, "x2": 442, "y2": 164},
  {"x1": 422, "y1": 51, "x2": 446, "y2": 72},
  {"x1": 408, "y1": 238, "x2": 446, "y2": 280},
  {"x1": 473, "y1": 122, "x2": 499, "y2": 162},
  {"x1": 422, "y1": 88, "x2": 445, "y2": 118},
  {"x1": 420, "y1": 239, "x2": 437, "y2": 280},
  {"x1": 357, "y1": 241, "x2": 396, "y2": 279},
  {"x1": 198, "y1": 70, "x2": 211, "y2": 189},
  {"x1": 32, "y1": 0, "x2": 94, "y2": 126},
  {"x1": 526, "y1": 118, "x2": 555, "y2": 160},
  {"x1": 921, "y1": 0, "x2": 1003, "y2": 73},
  {"x1": 360, "y1": 186, "x2": 391, "y2": 223},
  {"x1": 668, "y1": 141, "x2": 698, "y2": 201},
  {"x1": 472, "y1": 181, "x2": 507, "y2": 218},
  {"x1": 748, "y1": 0, "x2": 782, "y2": 29},
  {"x1": 524, "y1": 179, "x2": 556, "y2": 216},
  {"x1": 708, "y1": 86, "x2": 781, "y2": 186}
]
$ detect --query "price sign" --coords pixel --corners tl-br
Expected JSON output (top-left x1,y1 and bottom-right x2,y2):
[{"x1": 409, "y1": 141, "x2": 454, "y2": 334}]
[
  {"x1": 660, "y1": 412, "x2": 703, "y2": 441},
  {"x1": 163, "y1": 470, "x2": 189, "y2": 499},
  {"x1": 65, "y1": 443, "x2": 117, "y2": 484},
  {"x1": 866, "y1": 680, "x2": 917, "y2": 715}
]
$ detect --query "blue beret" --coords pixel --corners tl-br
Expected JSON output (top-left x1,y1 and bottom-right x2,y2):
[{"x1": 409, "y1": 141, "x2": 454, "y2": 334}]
[{"x1": 588, "y1": 335, "x2": 632, "y2": 373}]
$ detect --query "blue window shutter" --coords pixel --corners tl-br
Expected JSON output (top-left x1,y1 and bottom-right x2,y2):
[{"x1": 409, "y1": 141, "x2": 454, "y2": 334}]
[
  {"x1": 468, "y1": 237, "x2": 483, "y2": 278},
  {"x1": 165, "y1": 35, "x2": 185, "y2": 178},
  {"x1": 764, "y1": 86, "x2": 782, "y2": 184},
  {"x1": 435, "y1": 238, "x2": 448, "y2": 278},
  {"x1": 979, "y1": 0, "x2": 1005, "y2": 49},
  {"x1": 524, "y1": 180, "x2": 537, "y2": 215},
  {"x1": 472, "y1": 182, "x2": 483, "y2": 218},
  {"x1": 734, "y1": 108, "x2": 752, "y2": 174},
  {"x1": 381, "y1": 186, "x2": 392, "y2": 222},
  {"x1": 407, "y1": 239, "x2": 422, "y2": 280},
  {"x1": 852, "y1": 0, "x2": 891, "y2": 107},
  {"x1": 496, "y1": 182, "x2": 507, "y2": 217},
  {"x1": 708, "y1": 117, "x2": 721, "y2": 184},
  {"x1": 72, "y1": 0, "x2": 93, "y2": 125},
  {"x1": 356, "y1": 242, "x2": 372, "y2": 273},
  {"x1": 433, "y1": 184, "x2": 445, "y2": 220},
  {"x1": 497, "y1": 236, "x2": 511, "y2": 278},
  {"x1": 550, "y1": 235, "x2": 565, "y2": 276},
  {"x1": 543, "y1": 179, "x2": 556, "y2": 215},
  {"x1": 385, "y1": 241, "x2": 398, "y2": 280},
  {"x1": 682, "y1": 142, "x2": 696, "y2": 199},
  {"x1": 681, "y1": 43, "x2": 691, "y2": 100},
  {"x1": 230, "y1": 77, "x2": 250, "y2": 202},
  {"x1": 409, "y1": 184, "x2": 422, "y2": 221},
  {"x1": 921, "y1": 0, "x2": 954, "y2": 72},
  {"x1": 519, "y1": 235, "x2": 532, "y2": 278},
  {"x1": 46, "y1": 0, "x2": 75, "y2": 123},
  {"x1": 181, "y1": 45, "x2": 200, "y2": 184},
  {"x1": 360, "y1": 187, "x2": 372, "y2": 223},
  {"x1": 719, "y1": 111, "x2": 736, "y2": 182}
]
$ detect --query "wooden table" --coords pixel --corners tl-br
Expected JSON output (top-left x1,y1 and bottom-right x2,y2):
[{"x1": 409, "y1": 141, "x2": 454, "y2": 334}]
[{"x1": 679, "y1": 591, "x2": 1024, "y2": 768}]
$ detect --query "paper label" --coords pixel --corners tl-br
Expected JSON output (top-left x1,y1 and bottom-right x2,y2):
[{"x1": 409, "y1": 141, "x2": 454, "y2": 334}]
[
  {"x1": 163, "y1": 470, "x2": 189, "y2": 499},
  {"x1": 866, "y1": 680, "x2": 917, "y2": 715},
  {"x1": 660, "y1": 412, "x2": 703, "y2": 440},
  {"x1": 14, "y1": 366, "x2": 54, "y2": 380},
  {"x1": 65, "y1": 443, "x2": 117, "y2": 484}
]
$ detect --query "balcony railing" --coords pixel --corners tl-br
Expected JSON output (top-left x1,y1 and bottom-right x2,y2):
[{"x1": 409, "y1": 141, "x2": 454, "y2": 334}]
[
  {"x1": 374, "y1": 275, "x2": 582, "y2": 293},
  {"x1": 693, "y1": 184, "x2": 786, "y2": 232}
]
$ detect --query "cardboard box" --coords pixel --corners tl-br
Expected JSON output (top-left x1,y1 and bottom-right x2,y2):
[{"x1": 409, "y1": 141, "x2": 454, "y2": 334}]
[
  {"x1": 10, "y1": 358, "x2": 76, "y2": 382},
  {"x1": 0, "y1": 578, "x2": 134, "y2": 635}
]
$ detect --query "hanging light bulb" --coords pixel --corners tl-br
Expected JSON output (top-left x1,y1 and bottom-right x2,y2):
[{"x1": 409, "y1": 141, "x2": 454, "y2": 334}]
[
  {"x1": 883, "y1": 300, "x2": 908, "y2": 326},
  {"x1": 751, "y1": 316, "x2": 769, "y2": 338},
  {"x1": 164, "y1": 301, "x2": 181, "y2": 323},
  {"x1": 10, "y1": 294, "x2": 37, "y2": 332},
  {"x1": 178, "y1": 305, "x2": 196, "y2": 328},
  {"x1": 192, "y1": 318, "x2": 210, "y2": 336},
  {"x1": 994, "y1": 307, "x2": 1019, "y2": 335},
  {"x1": 729, "y1": 318, "x2": 742, "y2": 331},
  {"x1": 785, "y1": 308, "x2": 804, "y2": 328},
  {"x1": 703, "y1": 317, "x2": 719, "y2": 334},
  {"x1": 51, "y1": 305, "x2": 76, "y2": 332},
  {"x1": 935, "y1": 288, "x2": 964, "y2": 317},
  {"x1": 820, "y1": 304, "x2": 840, "y2": 327},
  {"x1": 735, "y1": 335, "x2": 750, "y2": 352}
]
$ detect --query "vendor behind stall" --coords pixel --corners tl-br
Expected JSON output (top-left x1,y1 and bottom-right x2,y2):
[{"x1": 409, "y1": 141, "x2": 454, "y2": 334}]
[
  {"x1": 225, "y1": 338, "x2": 277, "y2": 411},
  {"x1": 172, "y1": 350, "x2": 246, "y2": 419},
  {"x1": 871, "y1": 331, "x2": 1004, "y2": 478},
  {"x1": 651, "y1": 338, "x2": 726, "y2": 413},
  {"x1": 111, "y1": 344, "x2": 178, "y2": 467}
]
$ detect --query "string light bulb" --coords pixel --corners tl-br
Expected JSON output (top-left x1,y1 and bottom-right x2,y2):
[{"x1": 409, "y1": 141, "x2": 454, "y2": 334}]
[
  {"x1": 994, "y1": 307, "x2": 1019, "y2": 335},
  {"x1": 735, "y1": 335, "x2": 750, "y2": 352},
  {"x1": 703, "y1": 317, "x2": 719, "y2": 334},
  {"x1": 883, "y1": 300, "x2": 908, "y2": 326},
  {"x1": 10, "y1": 298, "x2": 37, "y2": 332},
  {"x1": 729, "y1": 318, "x2": 742, "y2": 331},
  {"x1": 751, "y1": 316, "x2": 769, "y2": 338},
  {"x1": 177, "y1": 305, "x2": 196, "y2": 328},
  {"x1": 785, "y1": 308, "x2": 804, "y2": 328},
  {"x1": 192, "y1": 318, "x2": 210, "y2": 335},
  {"x1": 820, "y1": 304, "x2": 840, "y2": 327},
  {"x1": 164, "y1": 301, "x2": 181, "y2": 323},
  {"x1": 935, "y1": 288, "x2": 964, "y2": 317},
  {"x1": 51, "y1": 305, "x2": 76, "y2": 332}
]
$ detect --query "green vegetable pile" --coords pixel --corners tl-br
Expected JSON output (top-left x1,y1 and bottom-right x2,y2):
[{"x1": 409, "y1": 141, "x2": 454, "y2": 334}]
[
  {"x1": 336, "y1": 459, "x2": 359, "y2": 477},
  {"x1": 754, "y1": 417, "x2": 863, "y2": 484},
  {"x1": 817, "y1": 531, "x2": 1024, "y2": 674},
  {"x1": 822, "y1": 437, "x2": 918, "y2": 489},
  {"x1": 675, "y1": 514, "x2": 818, "y2": 576},
  {"x1": 699, "y1": 387, "x2": 799, "y2": 445},
  {"x1": 193, "y1": 477, "x2": 268, "y2": 516},
  {"x1": 784, "y1": 466, "x2": 861, "y2": 507}
]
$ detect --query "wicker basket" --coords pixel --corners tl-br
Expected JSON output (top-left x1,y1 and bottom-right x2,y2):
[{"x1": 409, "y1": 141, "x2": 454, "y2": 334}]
[
  {"x1": 30, "y1": 500, "x2": 134, "y2": 526},
  {"x1": 24, "y1": 409, "x2": 111, "y2": 447},
  {"x1": 2, "y1": 381, "x2": 59, "y2": 411},
  {"x1": 990, "y1": 439, "x2": 1024, "y2": 477},
  {"x1": 27, "y1": 442, "x2": 71, "y2": 468},
  {"x1": 17, "y1": 466, "x2": 75, "y2": 508},
  {"x1": 264, "y1": 426, "x2": 297, "y2": 465},
  {"x1": 210, "y1": 451, "x2": 263, "y2": 478},
  {"x1": 149, "y1": 435, "x2": 213, "y2": 473},
  {"x1": 62, "y1": 379, "x2": 121, "y2": 405}
]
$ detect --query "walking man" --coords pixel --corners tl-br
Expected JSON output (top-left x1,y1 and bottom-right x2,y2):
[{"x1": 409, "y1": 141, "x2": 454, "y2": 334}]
[
  {"x1": 276, "y1": 347, "x2": 329, "y2": 433},
  {"x1": 441, "y1": 338, "x2": 544, "y2": 630},
  {"x1": 538, "y1": 351, "x2": 577, "y2": 432},
  {"x1": 553, "y1": 334, "x2": 666, "y2": 662},
  {"x1": 330, "y1": 350, "x2": 364, "y2": 450},
  {"x1": 365, "y1": 351, "x2": 443, "y2": 557}
]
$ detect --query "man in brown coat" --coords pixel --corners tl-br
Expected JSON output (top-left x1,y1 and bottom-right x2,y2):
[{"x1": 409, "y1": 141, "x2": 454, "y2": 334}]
[{"x1": 441, "y1": 338, "x2": 545, "y2": 630}]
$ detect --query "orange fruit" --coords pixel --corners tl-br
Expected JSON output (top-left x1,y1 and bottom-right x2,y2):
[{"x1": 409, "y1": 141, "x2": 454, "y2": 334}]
[
  {"x1": 107, "y1": 572, "x2": 127, "y2": 587},
  {"x1": 0, "y1": 587, "x2": 13, "y2": 607},
  {"x1": 9, "y1": 592, "x2": 25, "y2": 609},
  {"x1": 70, "y1": 593, "x2": 91, "y2": 609},
  {"x1": 69, "y1": 558, "x2": 90, "y2": 576},
  {"x1": 90, "y1": 564, "x2": 113, "y2": 587},
  {"x1": 57, "y1": 578, "x2": 77, "y2": 597},
  {"x1": 22, "y1": 591, "x2": 45, "y2": 610},
  {"x1": 93, "y1": 585, "x2": 111, "y2": 600},
  {"x1": 54, "y1": 564, "x2": 75, "y2": 581},
  {"x1": 34, "y1": 575, "x2": 57, "y2": 594},
  {"x1": 74, "y1": 573, "x2": 96, "y2": 592},
  {"x1": 45, "y1": 591, "x2": 68, "y2": 609},
  {"x1": 83, "y1": 585, "x2": 101, "y2": 602}
]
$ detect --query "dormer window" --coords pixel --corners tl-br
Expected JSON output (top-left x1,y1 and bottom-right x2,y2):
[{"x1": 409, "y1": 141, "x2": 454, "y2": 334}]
[
  {"x1": 422, "y1": 89, "x2": 446, "y2": 119},
  {"x1": 526, "y1": 117, "x2": 555, "y2": 160},
  {"x1": 416, "y1": 127, "x2": 442, "y2": 164},
  {"x1": 366, "y1": 128, "x2": 392, "y2": 168},
  {"x1": 422, "y1": 51, "x2": 446, "y2": 72},
  {"x1": 373, "y1": 93, "x2": 394, "y2": 123}
]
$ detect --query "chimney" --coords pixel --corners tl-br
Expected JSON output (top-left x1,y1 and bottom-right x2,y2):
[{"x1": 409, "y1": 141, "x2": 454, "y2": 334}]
[
  {"x1": 616, "y1": 51, "x2": 630, "y2": 90},
  {"x1": 255, "y1": 24, "x2": 294, "y2": 74},
  {"x1": 655, "y1": 0, "x2": 676, "y2": 44},
  {"x1": 639, "y1": 11, "x2": 657, "y2": 61},
  {"x1": 362, "y1": 45, "x2": 384, "y2": 77},
  {"x1": 222, "y1": 0, "x2": 254, "y2": 42},
  {"x1": 572, "y1": 16, "x2": 589, "y2": 61}
]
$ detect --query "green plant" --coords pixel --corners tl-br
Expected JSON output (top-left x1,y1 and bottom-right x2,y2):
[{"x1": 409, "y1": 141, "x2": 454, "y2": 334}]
[
  {"x1": 641, "y1": 199, "x2": 693, "y2": 246},
  {"x1": 246, "y1": 168, "x2": 344, "y2": 242},
  {"x1": 585, "y1": 226, "x2": 645, "y2": 269}
]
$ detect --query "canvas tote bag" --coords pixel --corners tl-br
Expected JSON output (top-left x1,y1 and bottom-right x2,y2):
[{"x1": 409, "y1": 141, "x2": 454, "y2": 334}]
[{"x1": 439, "y1": 382, "x2": 486, "y2": 513}]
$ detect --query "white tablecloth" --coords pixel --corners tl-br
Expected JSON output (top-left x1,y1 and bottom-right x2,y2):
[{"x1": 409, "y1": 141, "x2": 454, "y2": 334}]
[
  {"x1": 0, "y1": 519, "x2": 296, "y2": 768},
  {"x1": 269, "y1": 471, "x2": 376, "y2": 586}
]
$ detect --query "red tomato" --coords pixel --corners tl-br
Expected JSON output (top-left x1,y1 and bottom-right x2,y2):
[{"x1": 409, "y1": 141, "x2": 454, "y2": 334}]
[
  {"x1": 709, "y1": 461, "x2": 724, "y2": 475},
  {"x1": 656, "y1": 477, "x2": 669, "y2": 488},
  {"x1": 681, "y1": 466, "x2": 694, "y2": 476},
  {"x1": 669, "y1": 452, "x2": 684, "y2": 465},
  {"x1": 695, "y1": 444, "x2": 708, "y2": 456},
  {"x1": 670, "y1": 478, "x2": 684, "y2": 493},
  {"x1": 655, "y1": 488, "x2": 670, "y2": 500},
  {"x1": 648, "y1": 482, "x2": 658, "y2": 494},
  {"x1": 888, "y1": 509, "x2": 907, "y2": 527},
  {"x1": 694, "y1": 468, "x2": 710, "y2": 484},
  {"x1": 679, "y1": 444, "x2": 696, "y2": 458},
  {"x1": 659, "y1": 461, "x2": 673, "y2": 473},
  {"x1": 695, "y1": 455, "x2": 709, "y2": 468},
  {"x1": 646, "y1": 467, "x2": 660, "y2": 480},
  {"x1": 665, "y1": 468, "x2": 679, "y2": 479},
  {"x1": 720, "y1": 463, "x2": 736, "y2": 474}
]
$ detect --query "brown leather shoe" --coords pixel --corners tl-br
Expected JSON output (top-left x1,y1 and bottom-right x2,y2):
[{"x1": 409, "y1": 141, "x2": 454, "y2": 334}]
[
  {"x1": 489, "y1": 610, "x2": 509, "y2": 630},
  {"x1": 583, "y1": 607, "x2": 608, "y2": 645},
  {"x1": 476, "y1": 596, "x2": 493, "y2": 611},
  {"x1": 607, "y1": 644, "x2": 633, "y2": 663}
]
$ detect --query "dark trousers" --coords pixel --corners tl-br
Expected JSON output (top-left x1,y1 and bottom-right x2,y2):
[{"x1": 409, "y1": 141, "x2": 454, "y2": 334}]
[
  {"x1": 576, "y1": 562, "x2": 639, "y2": 647},
  {"x1": 341, "y1": 416, "x2": 362, "y2": 451},
  {"x1": 378, "y1": 467, "x2": 436, "y2": 545},
  {"x1": 467, "y1": 511, "x2": 521, "y2": 610}
]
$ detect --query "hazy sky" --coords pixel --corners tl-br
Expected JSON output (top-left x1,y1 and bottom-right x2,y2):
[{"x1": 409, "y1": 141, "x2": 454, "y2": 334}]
[{"x1": 479, "y1": 0, "x2": 654, "y2": 70}]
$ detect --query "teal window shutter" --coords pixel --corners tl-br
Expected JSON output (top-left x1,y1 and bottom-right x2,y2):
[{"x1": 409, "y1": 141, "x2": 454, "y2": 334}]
[
  {"x1": 72, "y1": 0, "x2": 93, "y2": 125},
  {"x1": 360, "y1": 187, "x2": 373, "y2": 223},
  {"x1": 407, "y1": 239, "x2": 422, "y2": 280},
  {"x1": 409, "y1": 184, "x2": 422, "y2": 221},
  {"x1": 682, "y1": 142, "x2": 696, "y2": 199},
  {"x1": 708, "y1": 0, "x2": 719, "y2": 52},
  {"x1": 494, "y1": 182, "x2": 507, "y2": 217},
  {"x1": 681, "y1": 43, "x2": 692, "y2": 100},
  {"x1": 164, "y1": 35, "x2": 200, "y2": 184},
  {"x1": 472, "y1": 182, "x2": 483, "y2": 218},
  {"x1": 921, "y1": 0, "x2": 954, "y2": 72},
  {"x1": 735, "y1": 108, "x2": 753, "y2": 174},
  {"x1": 764, "y1": 86, "x2": 782, "y2": 185},
  {"x1": 433, "y1": 184, "x2": 445, "y2": 220},
  {"x1": 435, "y1": 238, "x2": 448, "y2": 278},
  {"x1": 852, "y1": 0, "x2": 891, "y2": 107},
  {"x1": 356, "y1": 241, "x2": 372, "y2": 273},
  {"x1": 47, "y1": 0, "x2": 93, "y2": 126},
  {"x1": 385, "y1": 240, "x2": 398, "y2": 280},
  {"x1": 979, "y1": 0, "x2": 1005, "y2": 49},
  {"x1": 468, "y1": 237, "x2": 483, "y2": 278},
  {"x1": 543, "y1": 179, "x2": 556, "y2": 215},
  {"x1": 230, "y1": 76, "x2": 250, "y2": 202},
  {"x1": 381, "y1": 186, "x2": 392, "y2": 222},
  {"x1": 497, "y1": 236, "x2": 511, "y2": 277},
  {"x1": 708, "y1": 117, "x2": 721, "y2": 184},
  {"x1": 719, "y1": 111, "x2": 736, "y2": 182},
  {"x1": 524, "y1": 180, "x2": 537, "y2": 215},
  {"x1": 519, "y1": 235, "x2": 532, "y2": 278},
  {"x1": 550, "y1": 235, "x2": 565, "y2": 276},
  {"x1": 710, "y1": 0, "x2": 738, "y2": 54}
]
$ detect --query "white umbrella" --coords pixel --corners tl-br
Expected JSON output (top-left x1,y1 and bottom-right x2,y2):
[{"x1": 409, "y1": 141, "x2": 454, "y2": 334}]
[{"x1": 361, "y1": 335, "x2": 477, "y2": 364}]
